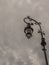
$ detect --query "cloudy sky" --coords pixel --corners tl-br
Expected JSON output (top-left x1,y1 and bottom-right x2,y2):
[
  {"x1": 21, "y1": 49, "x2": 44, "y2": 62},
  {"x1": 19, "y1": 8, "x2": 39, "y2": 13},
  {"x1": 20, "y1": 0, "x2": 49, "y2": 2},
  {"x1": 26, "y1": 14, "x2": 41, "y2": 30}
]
[{"x1": 0, "y1": 0, "x2": 49, "y2": 65}]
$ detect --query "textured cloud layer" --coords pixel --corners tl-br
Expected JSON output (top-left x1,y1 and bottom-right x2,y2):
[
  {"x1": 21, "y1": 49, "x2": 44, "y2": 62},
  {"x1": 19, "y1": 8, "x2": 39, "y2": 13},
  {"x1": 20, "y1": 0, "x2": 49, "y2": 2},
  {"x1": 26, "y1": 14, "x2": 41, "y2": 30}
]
[{"x1": 0, "y1": 0, "x2": 49, "y2": 65}]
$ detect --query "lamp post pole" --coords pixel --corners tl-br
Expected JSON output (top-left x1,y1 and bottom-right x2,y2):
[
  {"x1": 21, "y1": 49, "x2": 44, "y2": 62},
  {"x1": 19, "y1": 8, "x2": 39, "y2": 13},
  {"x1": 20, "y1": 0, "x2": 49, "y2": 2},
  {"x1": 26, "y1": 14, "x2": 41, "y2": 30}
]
[{"x1": 23, "y1": 16, "x2": 48, "y2": 65}]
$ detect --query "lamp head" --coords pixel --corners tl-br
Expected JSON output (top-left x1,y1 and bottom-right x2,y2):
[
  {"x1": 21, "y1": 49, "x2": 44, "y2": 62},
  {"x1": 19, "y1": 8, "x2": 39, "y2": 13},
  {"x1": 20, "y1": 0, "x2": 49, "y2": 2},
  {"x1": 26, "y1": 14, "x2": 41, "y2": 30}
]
[{"x1": 24, "y1": 23, "x2": 34, "y2": 39}]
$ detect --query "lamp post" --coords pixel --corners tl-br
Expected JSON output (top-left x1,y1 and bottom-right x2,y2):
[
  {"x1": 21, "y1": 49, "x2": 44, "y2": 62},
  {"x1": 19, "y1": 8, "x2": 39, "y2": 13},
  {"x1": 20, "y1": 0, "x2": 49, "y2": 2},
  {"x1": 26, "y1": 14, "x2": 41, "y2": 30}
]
[{"x1": 23, "y1": 16, "x2": 48, "y2": 65}]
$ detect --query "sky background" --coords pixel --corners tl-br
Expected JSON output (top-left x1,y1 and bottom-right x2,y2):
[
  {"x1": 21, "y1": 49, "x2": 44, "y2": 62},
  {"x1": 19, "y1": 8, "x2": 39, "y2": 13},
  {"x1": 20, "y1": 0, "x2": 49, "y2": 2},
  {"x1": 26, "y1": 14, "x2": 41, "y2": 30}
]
[{"x1": 0, "y1": 0, "x2": 49, "y2": 65}]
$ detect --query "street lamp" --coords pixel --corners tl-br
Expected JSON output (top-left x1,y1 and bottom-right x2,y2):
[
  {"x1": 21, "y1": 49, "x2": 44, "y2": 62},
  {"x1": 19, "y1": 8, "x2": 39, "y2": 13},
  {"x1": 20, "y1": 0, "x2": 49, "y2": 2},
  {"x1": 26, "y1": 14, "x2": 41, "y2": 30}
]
[{"x1": 23, "y1": 16, "x2": 48, "y2": 65}]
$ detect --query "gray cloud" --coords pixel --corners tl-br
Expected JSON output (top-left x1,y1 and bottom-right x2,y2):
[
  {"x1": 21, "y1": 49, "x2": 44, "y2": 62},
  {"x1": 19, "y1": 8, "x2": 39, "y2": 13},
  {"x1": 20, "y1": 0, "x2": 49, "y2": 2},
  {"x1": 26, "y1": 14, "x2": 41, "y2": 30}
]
[{"x1": 0, "y1": 0, "x2": 49, "y2": 65}]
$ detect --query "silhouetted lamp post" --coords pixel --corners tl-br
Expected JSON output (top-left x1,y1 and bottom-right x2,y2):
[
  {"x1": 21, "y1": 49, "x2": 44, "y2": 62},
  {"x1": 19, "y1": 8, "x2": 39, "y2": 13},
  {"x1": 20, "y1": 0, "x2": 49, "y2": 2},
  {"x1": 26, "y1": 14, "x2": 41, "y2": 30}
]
[{"x1": 23, "y1": 16, "x2": 48, "y2": 65}]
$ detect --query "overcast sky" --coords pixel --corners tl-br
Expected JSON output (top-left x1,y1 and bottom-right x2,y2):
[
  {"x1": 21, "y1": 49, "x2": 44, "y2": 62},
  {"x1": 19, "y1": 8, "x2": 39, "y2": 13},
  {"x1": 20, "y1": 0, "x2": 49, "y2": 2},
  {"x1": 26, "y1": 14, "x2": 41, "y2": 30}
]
[{"x1": 0, "y1": 0, "x2": 49, "y2": 65}]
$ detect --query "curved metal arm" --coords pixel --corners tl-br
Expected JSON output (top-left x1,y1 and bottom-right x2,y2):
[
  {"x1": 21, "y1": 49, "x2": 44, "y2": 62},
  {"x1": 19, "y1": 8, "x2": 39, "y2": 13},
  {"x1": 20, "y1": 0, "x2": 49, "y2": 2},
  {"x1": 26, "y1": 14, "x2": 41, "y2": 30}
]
[
  {"x1": 23, "y1": 17, "x2": 28, "y2": 24},
  {"x1": 29, "y1": 17, "x2": 45, "y2": 39},
  {"x1": 23, "y1": 16, "x2": 34, "y2": 25}
]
